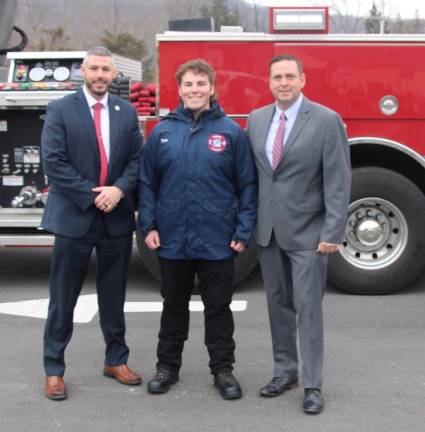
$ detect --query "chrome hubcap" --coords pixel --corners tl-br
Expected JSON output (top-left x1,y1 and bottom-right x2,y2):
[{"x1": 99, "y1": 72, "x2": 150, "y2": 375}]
[{"x1": 340, "y1": 197, "x2": 408, "y2": 269}]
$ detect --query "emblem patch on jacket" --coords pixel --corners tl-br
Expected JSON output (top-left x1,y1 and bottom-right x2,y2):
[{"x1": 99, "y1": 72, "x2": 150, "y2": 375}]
[{"x1": 207, "y1": 134, "x2": 227, "y2": 152}]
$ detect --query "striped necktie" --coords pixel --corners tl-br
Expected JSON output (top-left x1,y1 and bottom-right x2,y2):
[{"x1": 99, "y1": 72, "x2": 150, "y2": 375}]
[{"x1": 272, "y1": 112, "x2": 286, "y2": 170}]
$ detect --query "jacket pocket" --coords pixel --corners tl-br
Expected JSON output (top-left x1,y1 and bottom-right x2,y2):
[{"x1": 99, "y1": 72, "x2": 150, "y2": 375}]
[
  {"x1": 199, "y1": 200, "x2": 237, "y2": 246},
  {"x1": 156, "y1": 199, "x2": 184, "y2": 244}
]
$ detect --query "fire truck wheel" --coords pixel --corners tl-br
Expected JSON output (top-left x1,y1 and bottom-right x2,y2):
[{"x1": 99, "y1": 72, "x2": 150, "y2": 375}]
[
  {"x1": 136, "y1": 231, "x2": 259, "y2": 287},
  {"x1": 328, "y1": 166, "x2": 425, "y2": 294}
]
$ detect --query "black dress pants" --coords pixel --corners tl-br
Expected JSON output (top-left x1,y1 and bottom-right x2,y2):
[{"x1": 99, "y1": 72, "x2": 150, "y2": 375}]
[
  {"x1": 43, "y1": 213, "x2": 132, "y2": 376},
  {"x1": 157, "y1": 257, "x2": 235, "y2": 375}
]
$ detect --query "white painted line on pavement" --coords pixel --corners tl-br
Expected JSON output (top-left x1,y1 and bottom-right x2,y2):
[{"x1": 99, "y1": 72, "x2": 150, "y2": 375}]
[
  {"x1": 228, "y1": 300, "x2": 247, "y2": 312},
  {"x1": 124, "y1": 301, "x2": 163, "y2": 312},
  {"x1": 74, "y1": 294, "x2": 99, "y2": 323},
  {"x1": 125, "y1": 300, "x2": 247, "y2": 312},
  {"x1": 0, "y1": 297, "x2": 50, "y2": 320},
  {"x1": 0, "y1": 296, "x2": 248, "y2": 323},
  {"x1": 0, "y1": 294, "x2": 99, "y2": 323}
]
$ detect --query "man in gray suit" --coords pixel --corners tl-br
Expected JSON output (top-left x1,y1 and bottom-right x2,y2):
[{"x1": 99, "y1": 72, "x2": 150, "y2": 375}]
[{"x1": 247, "y1": 54, "x2": 351, "y2": 414}]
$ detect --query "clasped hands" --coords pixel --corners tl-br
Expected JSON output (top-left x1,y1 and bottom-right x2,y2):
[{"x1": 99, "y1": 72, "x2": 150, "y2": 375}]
[{"x1": 93, "y1": 186, "x2": 123, "y2": 213}]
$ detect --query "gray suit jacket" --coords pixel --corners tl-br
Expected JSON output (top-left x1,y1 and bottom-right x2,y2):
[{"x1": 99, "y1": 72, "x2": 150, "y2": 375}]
[{"x1": 247, "y1": 96, "x2": 351, "y2": 250}]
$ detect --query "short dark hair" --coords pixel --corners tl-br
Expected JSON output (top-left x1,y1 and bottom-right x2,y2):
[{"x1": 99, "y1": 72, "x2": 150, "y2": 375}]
[
  {"x1": 269, "y1": 54, "x2": 303, "y2": 75},
  {"x1": 175, "y1": 58, "x2": 217, "y2": 102}
]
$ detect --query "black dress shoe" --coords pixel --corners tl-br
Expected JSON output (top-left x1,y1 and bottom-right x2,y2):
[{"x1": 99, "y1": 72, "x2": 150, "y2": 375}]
[
  {"x1": 147, "y1": 369, "x2": 179, "y2": 394},
  {"x1": 303, "y1": 388, "x2": 324, "y2": 414},
  {"x1": 259, "y1": 376, "x2": 299, "y2": 397},
  {"x1": 214, "y1": 371, "x2": 242, "y2": 400}
]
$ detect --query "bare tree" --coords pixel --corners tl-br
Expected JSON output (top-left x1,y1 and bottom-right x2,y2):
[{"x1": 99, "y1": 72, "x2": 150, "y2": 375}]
[
  {"x1": 166, "y1": 0, "x2": 203, "y2": 20},
  {"x1": 20, "y1": 0, "x2": 53, "y2": 49},
  {"x1": 201, "y1": 0, "x2": 241, "y2": 31},
  {"x1": 252, "y1": 0, "x2": 260, "y2": 32},
  {"x1": 392, "y1": 10, "x2": 424, "y2": 33},
  {"x1": 407, "y1": 10, "x2": 424, "y2": 33},
  {"x1": 330, "y1": 0, "x2": 365, "y2": 33},
  {"x1": 32, "y1": 26, "x2": 71, "y2": 51}
]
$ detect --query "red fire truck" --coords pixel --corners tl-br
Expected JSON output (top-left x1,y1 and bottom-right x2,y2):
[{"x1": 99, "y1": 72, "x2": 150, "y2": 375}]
[
  {"x1": 2, "y1": 6, "x2": 425, "y2": 295},
  {"x1": 140, "y1": 6, "x2": 425, "y2": 294}
]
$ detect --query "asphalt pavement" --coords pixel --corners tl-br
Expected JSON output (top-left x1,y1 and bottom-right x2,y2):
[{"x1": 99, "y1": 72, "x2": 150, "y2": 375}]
[{"x1": 0, "y1": 247, "x2": 424, "y2": 432}]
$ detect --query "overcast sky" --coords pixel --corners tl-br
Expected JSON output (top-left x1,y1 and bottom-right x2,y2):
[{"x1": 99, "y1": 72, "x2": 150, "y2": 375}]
[{"x1": 251, "y1": 1, "x2": 425, "y2": 19}]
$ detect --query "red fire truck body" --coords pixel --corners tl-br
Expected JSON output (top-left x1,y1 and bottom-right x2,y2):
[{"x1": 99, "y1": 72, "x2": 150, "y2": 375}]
[
  {"x1": 158, "y1": 37, "x2": 425, "y2": 138},
  {"x1": 141, "y1": 14, "x2": 425, "y2": 294}
]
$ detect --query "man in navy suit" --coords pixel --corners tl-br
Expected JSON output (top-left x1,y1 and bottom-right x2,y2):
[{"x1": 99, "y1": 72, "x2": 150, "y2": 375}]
[{"x1": 41, "y1": 46, "x2": 143, "y2": 400}]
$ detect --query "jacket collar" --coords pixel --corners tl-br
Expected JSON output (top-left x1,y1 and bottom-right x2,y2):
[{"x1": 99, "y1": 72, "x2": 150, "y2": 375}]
[
  {"x1": 82, "y1": 85, "x2": 109, "y2": 109},
  {"x1": 164, "y1": 101, "x2": 225, "y2": 123}
]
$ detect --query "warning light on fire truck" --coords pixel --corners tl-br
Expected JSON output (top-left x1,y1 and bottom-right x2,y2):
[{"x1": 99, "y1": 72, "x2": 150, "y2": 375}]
[{"x1": 270, "y1": 7, "x2": 329, "y2": 34}]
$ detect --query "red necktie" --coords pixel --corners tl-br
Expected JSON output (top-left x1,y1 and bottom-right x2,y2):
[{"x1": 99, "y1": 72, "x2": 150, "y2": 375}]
[
  {"x1": 93, "y1": 102, "x2": 108, "y2": 186},
  {"x1": 272, "y1": 112, "x2": 286, "y2": 170}
]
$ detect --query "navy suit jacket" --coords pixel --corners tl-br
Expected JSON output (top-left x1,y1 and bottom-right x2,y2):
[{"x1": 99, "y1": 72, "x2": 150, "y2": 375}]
[{"x1": 41, "y1": 88, "x2": 143, "y2": 238}]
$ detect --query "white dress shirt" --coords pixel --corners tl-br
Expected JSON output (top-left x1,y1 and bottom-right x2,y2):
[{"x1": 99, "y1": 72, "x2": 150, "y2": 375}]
[
  {"x1": 83, "y1": 85, "x2": 111, "y2": 161},
  {"x1": 265, "y1": 94, "x2": 304, "y2": 166}
]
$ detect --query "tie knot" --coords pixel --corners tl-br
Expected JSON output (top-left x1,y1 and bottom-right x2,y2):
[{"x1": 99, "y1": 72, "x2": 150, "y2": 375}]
[
  {"x1": 280, "y1": 112, "x2": 286, "y2": 121},
  {"x1": 93, "y1": 102, "x2": 103, "y2": 111}
]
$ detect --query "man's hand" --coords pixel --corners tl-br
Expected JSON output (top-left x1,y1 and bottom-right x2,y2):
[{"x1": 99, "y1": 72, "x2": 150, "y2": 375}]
[
  {"x1": 317, "y1": 241, "x2": 339, "y2": 254},
  {"x1": 92, "y1": 186, "x2": 123, "y2": 213},
  {"x1": 230, "y1": 240, "x2": 246, "y2": 253},
  {"x1": 145, "y1": 230, "x2": 161, "y2": 250}
]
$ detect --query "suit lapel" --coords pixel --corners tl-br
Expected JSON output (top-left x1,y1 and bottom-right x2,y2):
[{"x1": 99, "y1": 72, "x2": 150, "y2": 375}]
[
  {"x1": 108, "y1": 94, "x2": 122, "y2": 173},
  {"x1": 73, "y1": 89, "x2": 99, "y2": 162},
  {"x1": 255, "y1": 104, "x2": 275, "y2": 176}
]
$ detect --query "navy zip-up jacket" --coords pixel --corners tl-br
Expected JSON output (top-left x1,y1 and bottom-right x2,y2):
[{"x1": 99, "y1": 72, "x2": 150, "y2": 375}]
[{"x1": 138, "y1": 102, "x2": 257, "y2": 260}]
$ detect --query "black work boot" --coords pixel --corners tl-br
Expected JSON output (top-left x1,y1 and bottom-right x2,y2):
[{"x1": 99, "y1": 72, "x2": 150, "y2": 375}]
[
  {"x1": 214, "y1": 371, "x2": 242, "y2": 400},
  {"x1": 147, "y1": 369, "x2": 179, "y2": 394}
]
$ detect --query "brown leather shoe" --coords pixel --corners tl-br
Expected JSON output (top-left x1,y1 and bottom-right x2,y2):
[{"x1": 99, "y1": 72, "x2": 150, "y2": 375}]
[
  {"x1": 44, "y1": 376, "x2": 67, "y2": 400},
  {"x1": 103, "y1": 364, "x2": 142, "y2": 386}
]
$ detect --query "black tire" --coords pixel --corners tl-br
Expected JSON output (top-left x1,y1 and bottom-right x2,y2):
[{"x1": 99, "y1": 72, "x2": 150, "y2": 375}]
[
  {"x1": 328, "y1": 167, "x2": 425, "y2": 294},
  {"x1": 136, "y1": 231, "x2": 258, "y2": 287}
]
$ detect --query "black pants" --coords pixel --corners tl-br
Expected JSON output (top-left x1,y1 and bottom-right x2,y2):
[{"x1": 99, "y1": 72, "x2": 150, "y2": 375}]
[
  {"x1": 43, "y1": 213, "x2": 132, "y2": 376},
  {"x1": 157, "y1": 257, "x2": 235, "y2": 375}
]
